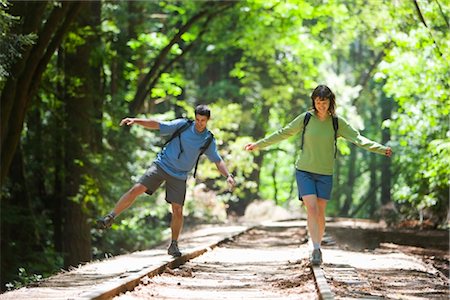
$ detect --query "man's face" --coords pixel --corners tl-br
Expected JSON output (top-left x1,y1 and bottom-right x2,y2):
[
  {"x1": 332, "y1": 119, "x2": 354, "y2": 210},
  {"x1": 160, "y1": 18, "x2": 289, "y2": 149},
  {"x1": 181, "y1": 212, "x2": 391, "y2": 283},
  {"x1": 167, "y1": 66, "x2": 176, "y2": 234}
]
[
  {"x1": 314, "y1": 97, "x2": 330, "y2": 114},
  {"x1": 195, "y1": 114, "x2": 209, "y2": 132}
]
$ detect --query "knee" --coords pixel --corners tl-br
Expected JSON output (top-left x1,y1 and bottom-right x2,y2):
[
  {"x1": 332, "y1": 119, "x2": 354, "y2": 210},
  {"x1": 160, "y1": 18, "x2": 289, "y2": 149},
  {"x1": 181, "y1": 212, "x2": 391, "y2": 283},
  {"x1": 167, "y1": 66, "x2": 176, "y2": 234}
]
[
  {"x1": 172, "y1": 205, "x2": 183, "y2": 218},
  {"x1": 305, "y1": 204, "x2": 319, "y2": 218},
  {"x1": 128, "y1": 184, "x2": 146, "y2": 197}
]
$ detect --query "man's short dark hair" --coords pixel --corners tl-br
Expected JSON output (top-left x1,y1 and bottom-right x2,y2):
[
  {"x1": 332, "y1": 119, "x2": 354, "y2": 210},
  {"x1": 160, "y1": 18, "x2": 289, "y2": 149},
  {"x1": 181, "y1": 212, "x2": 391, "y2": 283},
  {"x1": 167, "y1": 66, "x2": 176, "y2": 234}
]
[{"x1": 195, "y1": 105, "x2": 211, "y2": 119}]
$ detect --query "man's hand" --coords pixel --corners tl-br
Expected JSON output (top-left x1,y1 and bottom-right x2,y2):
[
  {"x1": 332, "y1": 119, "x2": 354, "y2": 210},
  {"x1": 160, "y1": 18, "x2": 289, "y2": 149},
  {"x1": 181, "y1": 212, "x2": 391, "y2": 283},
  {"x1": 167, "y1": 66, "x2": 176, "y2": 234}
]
[
  {"x1": 244, "y1": 143, "x2": 258, "y2": 151},
  {"x1": 385, "y1": 147, "x2": 392, "y2": 157},
  {"x1": 120, "y1": 117, "x2": 136, "y2": 126},
  {"x1": 226, "y1": 175, "x2": 236, "y2": 192}
]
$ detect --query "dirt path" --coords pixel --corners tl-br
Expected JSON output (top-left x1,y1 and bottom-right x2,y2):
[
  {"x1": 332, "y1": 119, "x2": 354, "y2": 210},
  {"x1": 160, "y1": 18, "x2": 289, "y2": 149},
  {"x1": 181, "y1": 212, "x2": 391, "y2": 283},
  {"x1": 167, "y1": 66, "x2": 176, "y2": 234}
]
[
  {"x1": 1, "y1": 219, "x2": 446, "y2": 299},
  {"x1": 114, "y1": 224, "x2": 317, "y2": 299},
  {"x1": 114, "y1": 221, "x2": 449, "y2": 300}
]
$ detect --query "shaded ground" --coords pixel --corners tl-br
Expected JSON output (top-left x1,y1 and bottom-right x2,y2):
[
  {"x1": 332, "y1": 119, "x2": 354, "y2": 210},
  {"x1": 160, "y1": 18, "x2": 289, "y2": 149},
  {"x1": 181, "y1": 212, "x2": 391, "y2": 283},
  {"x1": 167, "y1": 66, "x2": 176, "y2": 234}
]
[
  {"x1": 115, "y1": 225, "x2": 318, "y2": 299},
  {"x1": 115, "y1": 220, "x2": 449, "y2": 300},
  {"x1": 1, "y1": 219, "x2": 447, "y2": 299},
  {"x1": 324, "y1": 223, "x2": 449, "y2": 299}
]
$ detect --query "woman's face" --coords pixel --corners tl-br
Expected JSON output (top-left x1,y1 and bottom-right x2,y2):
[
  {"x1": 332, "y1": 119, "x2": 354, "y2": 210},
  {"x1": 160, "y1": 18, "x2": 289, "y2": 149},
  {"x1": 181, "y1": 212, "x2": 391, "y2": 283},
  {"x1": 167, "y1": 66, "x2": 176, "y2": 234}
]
[{"x1": 314, "y1": 97, "x2": 330, "y2": 114}]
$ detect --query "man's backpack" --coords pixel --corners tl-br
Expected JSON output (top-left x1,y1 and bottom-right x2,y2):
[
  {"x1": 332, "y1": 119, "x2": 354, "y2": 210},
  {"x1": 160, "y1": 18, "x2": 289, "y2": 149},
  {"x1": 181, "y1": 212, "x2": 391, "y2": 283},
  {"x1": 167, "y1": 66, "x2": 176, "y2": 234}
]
[
  {"x1": 163, "y1": 119, "x2": 214, "y2": 178},
  {"x1": 300, "y1": 112, "x2": 339, "y2": 158}
]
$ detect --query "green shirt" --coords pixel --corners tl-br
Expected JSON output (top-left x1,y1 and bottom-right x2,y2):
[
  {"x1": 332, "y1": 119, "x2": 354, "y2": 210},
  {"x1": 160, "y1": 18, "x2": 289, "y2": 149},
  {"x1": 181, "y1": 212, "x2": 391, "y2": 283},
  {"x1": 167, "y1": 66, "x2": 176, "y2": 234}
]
[{"x1": 255, "y1": 111, "x2": 387, "y2": 175}]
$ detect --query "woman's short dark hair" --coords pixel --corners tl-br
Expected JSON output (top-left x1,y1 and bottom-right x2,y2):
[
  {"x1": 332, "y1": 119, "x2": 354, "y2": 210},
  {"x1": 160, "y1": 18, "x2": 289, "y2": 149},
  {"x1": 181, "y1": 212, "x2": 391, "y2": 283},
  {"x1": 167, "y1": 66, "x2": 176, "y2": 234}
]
[
  {"x1": 311, "y1": 85, "x2": 336, "y2": 116},
  {"x1": 195, "y1": 104, "x2": 211, "y2": 119}
]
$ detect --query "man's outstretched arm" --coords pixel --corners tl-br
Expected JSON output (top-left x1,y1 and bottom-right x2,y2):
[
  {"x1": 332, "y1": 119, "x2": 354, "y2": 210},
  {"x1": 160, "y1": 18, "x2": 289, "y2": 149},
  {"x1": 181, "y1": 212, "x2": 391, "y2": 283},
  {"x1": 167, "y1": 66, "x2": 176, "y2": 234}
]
[
  {"x1": 215, "y1": 160, "x2": 236, "y2": 190},
  {"x1": 120, "y1": 117, "x2": 160, "y2": 129}
]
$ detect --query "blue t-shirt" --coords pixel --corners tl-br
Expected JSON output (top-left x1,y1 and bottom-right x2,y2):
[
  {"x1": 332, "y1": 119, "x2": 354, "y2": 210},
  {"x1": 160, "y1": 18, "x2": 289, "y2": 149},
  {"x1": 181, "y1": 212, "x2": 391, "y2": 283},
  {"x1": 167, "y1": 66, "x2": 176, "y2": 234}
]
[{"x1": 154, "y1": 119, "x2": 222, "y2": 180}]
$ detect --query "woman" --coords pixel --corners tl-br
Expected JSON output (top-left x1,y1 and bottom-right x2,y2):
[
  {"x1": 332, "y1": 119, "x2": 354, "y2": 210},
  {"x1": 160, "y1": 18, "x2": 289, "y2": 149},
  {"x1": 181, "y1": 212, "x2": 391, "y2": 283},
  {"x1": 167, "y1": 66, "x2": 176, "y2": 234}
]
[{"x1": 245, "y1": 85, "x2": 392, "y2": 265}]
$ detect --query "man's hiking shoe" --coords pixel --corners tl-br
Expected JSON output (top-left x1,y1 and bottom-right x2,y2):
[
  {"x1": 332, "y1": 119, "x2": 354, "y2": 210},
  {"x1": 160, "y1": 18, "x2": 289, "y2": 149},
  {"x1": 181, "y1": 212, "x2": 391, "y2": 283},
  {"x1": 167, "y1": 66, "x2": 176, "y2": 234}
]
[
  {"x1": 311, "y1": 248, "x2": 323, "y2": 266},
  {"x1": 97, "y1": 213, "x2": 115, "y2": 229},
  {"x1": 168, "y1": 241, "x2": 182, "y2": 257}
]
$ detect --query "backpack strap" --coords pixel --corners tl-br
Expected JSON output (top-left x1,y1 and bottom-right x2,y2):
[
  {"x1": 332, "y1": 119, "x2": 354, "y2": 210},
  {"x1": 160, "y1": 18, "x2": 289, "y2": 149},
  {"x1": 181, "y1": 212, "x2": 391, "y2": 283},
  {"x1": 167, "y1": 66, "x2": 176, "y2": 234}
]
[
  {"x1": 163, "y1": 119, "x2": 193, "y2": 147},
  {"x1": 193, "y1": 132, "x2": 214, "y2": 178},
  {"x1": 163, "y1": 119, "x2": 193, "y2": 158},
  {"x1": 332, "y1": 115, "x2": 339, "y2": 158},
  {"x1": 300, "y1": 112, "x2": 312, "y2": 151}
]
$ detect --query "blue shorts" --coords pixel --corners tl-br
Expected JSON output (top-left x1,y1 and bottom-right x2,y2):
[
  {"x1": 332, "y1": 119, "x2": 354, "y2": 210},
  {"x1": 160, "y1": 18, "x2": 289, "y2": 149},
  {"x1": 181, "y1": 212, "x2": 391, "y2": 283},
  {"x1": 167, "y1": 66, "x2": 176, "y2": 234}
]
[{"x1": 296, "y1": 169, "x2": 333, "y2": 201}]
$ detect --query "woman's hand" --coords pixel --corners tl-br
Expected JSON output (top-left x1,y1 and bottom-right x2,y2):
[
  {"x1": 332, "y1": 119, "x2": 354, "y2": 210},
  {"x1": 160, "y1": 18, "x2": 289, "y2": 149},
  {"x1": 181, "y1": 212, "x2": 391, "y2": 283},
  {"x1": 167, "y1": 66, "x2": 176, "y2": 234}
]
[
  {"x1": 244, "y1": 143, "x2": 258, "y2": 151},
  {"x1": 385, "y1": 147, "x2": 392, "y2": 157}
]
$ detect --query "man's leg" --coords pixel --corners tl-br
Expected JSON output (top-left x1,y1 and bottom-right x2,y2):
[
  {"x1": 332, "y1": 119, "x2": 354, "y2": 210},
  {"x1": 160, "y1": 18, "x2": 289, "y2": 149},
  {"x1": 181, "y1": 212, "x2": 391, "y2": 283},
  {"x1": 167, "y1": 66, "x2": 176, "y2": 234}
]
[
  {"x1": 170, "y1": 203, "x2": 184, "y2": 241},
  {"x1": 164, "y1": 173, "x2": 186, "y2": 257},
  {"x1": 112, "y1": 183, "x2": 148, "y2": 216},
  {"x1": 97, "y1": 183, "x2": 147, "y2": 229},
  {"x1": 167, "y1": 203, "x2": 184, "y2": 257}
]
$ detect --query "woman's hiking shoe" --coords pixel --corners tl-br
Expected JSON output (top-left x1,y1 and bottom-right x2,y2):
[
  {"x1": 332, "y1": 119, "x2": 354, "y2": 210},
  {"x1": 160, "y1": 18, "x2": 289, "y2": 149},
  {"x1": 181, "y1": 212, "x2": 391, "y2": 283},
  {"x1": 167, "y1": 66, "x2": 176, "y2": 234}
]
[
  {"x1": 311, "y1": 248, "x2": 323, "y2": 266},
  {"x1": 167, "y1": 241, "x2": 182, "y2": 257},
  {"x1": 96, "y1": 213, "x2": 115, "y2": 229}
]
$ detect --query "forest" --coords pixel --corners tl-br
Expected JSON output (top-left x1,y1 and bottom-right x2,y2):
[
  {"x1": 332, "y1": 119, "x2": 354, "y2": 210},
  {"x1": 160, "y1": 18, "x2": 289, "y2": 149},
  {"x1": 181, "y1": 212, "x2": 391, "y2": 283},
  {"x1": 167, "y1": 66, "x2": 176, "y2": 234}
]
[{"x1": 0, "y1": 0, "x2": 448, "y2": 291}]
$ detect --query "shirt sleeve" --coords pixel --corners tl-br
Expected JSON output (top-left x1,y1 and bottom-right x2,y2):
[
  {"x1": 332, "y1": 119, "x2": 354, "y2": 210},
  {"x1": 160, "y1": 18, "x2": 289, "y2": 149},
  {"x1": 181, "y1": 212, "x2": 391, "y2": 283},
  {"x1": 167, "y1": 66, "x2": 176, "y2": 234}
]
[
  {"x1": 204, "y1": 137, "x2": 222, "y2": 163},
  {"x1": 255, "y1": 113, "x2": 305, "y2": 149},
  {"x1": 338, "y1": 116, "x2": 387, "y2": 155},
  {"x1": 159, "y1": 119, "x2": 188, "y2": 136}
]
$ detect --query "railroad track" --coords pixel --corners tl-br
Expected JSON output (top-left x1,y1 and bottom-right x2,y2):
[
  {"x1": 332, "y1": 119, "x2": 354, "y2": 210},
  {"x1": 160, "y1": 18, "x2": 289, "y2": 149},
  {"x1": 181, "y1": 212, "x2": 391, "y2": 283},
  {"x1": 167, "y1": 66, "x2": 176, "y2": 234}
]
[
  {"x1": 107, "y1": 221, "x2": 448, "y2": 300},
  {"x1": 1, "y1": 220, "x2": 447, "y2": 299},
  {"x1": 109, "y1": 221, "x2": 329, "y2": 300}
]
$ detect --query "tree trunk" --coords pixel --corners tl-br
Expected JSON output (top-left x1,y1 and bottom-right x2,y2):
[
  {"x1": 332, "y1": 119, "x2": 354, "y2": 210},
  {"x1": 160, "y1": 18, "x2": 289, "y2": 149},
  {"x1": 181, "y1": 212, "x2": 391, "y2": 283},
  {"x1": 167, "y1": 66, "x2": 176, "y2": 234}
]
[
  {"x1": 227, "y1": 104, "x2": 270, "y2": 216},
  {"x1": 272, "y1": 159, "x2": 278, "y2": 205},
  {"x1": 53, "y1": 47, "x2": 66, "y2": 253},
  {"x1": 380, "y1": 95, "x2": 392, "y2": 205},
  {"x1": 62, "y1": 1, "x2": 101, "y2": 268},
  {"x1": 340, "y1": 144, "x2": 356, "y2": 216},
  {"x1": 0, "y1": 147, "x2": 40, "y2": 291},
  {"x1": 367, "y1": 153, "x2": 378, "y2": 217},
  {"x1": 1, "y1": 1, "x2": 83, "y2": 185},
  {"x1": 367, "y1": 107, "x2": 379, "y2": 217}
]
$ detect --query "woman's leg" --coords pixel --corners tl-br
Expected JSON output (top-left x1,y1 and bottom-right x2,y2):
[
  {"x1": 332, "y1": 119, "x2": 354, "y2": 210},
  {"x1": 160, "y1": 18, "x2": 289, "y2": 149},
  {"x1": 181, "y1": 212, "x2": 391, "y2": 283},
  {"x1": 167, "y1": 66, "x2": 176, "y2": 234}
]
[
  {"x1": 303, "y1": 195, "x2": 328, "y2": 246},
  {"x1": 316, "y1": 198, "x2": 328, "y2": 244},
  {"x1": 302, "y1": 194, "x2": 320, "y2": 246}
]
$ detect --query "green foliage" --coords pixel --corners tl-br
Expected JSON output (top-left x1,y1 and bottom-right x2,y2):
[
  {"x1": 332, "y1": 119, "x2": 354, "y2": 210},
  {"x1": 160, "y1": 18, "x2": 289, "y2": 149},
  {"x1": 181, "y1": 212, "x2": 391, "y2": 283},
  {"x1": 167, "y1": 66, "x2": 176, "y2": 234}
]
[
  {"x1": 5, "y1": 268, "x2": 43, "y2": 290},
  {"x1": 3, "y1": 0, "x2": 450, "y2": 291},
  {"x1": 373, "y1": 0, "x2": 450, "y2": 223},
  {"x1": 0, "y1": 0, "x2": 36, "y2": 80}
]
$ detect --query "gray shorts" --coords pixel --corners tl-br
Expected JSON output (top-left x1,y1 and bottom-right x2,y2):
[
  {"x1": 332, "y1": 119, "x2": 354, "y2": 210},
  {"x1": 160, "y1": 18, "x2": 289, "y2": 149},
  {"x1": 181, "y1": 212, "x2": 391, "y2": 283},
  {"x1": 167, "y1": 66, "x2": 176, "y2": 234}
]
[{"x1": 137, "y1": 163, "x2": 187, "y2": 206}]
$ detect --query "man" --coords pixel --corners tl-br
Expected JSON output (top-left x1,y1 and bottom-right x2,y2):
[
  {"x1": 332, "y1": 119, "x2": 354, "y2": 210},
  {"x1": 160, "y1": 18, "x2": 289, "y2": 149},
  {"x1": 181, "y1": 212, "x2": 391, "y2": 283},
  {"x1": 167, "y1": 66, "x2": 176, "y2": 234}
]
[{"x1": 97, "y1": 105, "x2": 236, "y2": 257}]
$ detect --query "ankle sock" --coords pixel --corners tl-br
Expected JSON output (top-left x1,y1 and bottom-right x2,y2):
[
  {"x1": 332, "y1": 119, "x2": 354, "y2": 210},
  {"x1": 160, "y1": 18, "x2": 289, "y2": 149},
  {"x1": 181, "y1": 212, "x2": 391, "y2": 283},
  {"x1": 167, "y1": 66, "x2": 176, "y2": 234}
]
[{"x1": 313, "y1": 242, "x2": 320, "y2": 250}]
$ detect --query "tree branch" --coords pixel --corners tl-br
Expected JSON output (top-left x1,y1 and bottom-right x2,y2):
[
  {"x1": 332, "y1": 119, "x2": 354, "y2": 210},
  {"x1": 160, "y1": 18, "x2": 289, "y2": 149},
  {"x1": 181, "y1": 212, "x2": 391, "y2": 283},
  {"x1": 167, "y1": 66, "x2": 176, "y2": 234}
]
[
  {"x1": 352, "y1": 42, "x2": 392, "y2": 106},
  {"x1": 1, "y1": 1, "x2": 82, "y2": 184},
  {"x1": 434, "y1": 0, "x2": 449, "y2": 29},
  {"x1": 144, "y1": 3, "x2": 235, "y2": 103},
  {"x1": 30, "y1": 2, "x2": 85, "y2": 98},
  {"x1": 129, "y1": 7, "x2": 212, "y2": 114},
  {"x1": 412, "y1": 0, "x2": 443, "y2": 57},
  {"x1": 129, "y1": 1, "x2": 236, "y2": 114}
]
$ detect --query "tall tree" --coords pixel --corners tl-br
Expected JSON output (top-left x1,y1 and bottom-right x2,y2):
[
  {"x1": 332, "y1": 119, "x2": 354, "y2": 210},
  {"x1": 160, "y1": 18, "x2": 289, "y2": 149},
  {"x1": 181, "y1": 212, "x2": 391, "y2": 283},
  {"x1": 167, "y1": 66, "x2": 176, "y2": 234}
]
[
  {"x1": 61, "y1": 1, "x2": 102, "y2": 267},
  {"x1": 129, "y1": 1, "x2": 236, "y2": 115},
  {"x1": 1, "y1": 1, "x2": 84, "y2": 185}
]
